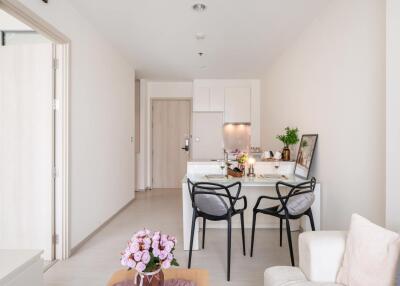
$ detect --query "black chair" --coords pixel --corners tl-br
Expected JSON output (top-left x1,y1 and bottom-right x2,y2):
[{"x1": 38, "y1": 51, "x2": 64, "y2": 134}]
[
  {"x1": 250, "y1": 177, "x2": 316, "y2": 266},
  {"x1": 187, "y1": 179, "x2": 247, "y2": 281}
]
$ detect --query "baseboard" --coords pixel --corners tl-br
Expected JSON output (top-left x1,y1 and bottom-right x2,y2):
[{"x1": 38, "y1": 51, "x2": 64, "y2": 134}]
[
  {"x1": 70, "y1": 197, "x2": 135, "y2": 256},
  {"x1": 135, "y1": 189, "x2": 146, "y2": 192}
]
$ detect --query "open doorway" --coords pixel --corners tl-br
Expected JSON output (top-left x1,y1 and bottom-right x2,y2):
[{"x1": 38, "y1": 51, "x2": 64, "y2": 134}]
[{"x1": 0, "y1": 3, "x2": 70, "y2": 263}]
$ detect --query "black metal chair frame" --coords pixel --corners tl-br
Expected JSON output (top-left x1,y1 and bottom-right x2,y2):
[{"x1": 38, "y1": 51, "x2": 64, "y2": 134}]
[
  {"x1": 187, "y1": 179, "x2": 247, "y2": 281},
  {"x1": 250, "y1": 177, "x2": 316, "y2": 266}
]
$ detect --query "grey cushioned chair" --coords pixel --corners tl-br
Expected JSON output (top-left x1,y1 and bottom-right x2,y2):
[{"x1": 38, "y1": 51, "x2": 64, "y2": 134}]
[
  {"x1": 187, "y1": 179, "x2": 247, "y2": 281},
  {"x1": 250, "y1": 177, "x2": 317, "y2": 266}
]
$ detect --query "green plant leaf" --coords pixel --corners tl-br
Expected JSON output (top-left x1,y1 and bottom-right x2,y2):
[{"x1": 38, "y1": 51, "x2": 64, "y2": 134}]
[
  {"x1": 171, "y1": 258, "x2": 179, "y2": 267},
  {"x1": 276, "y1": 127, "x2": 299, "y2": 147}
]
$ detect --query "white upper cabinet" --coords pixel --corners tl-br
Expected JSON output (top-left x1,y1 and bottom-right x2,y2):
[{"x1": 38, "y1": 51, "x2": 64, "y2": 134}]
[
  {"x1": 192, "y1": 79, "x2": 260, "y2": 147},
  {"x1": 209, "y1": 86, "x2": 225, "y2": 111},
  {"x1": 193, "y1": 86, "x2": 210, "y2": 112},
  {"x1": 224, "y1": 87, "x2": 251, "y2": 123},
  {"x1": 193, "y1": 81, "x2": 224, "y2": 112}
]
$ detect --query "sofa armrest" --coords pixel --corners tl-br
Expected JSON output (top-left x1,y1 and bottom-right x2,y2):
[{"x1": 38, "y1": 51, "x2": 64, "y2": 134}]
[{"x1": 299, "y1": 231, "x2": 346, "y2": 283}]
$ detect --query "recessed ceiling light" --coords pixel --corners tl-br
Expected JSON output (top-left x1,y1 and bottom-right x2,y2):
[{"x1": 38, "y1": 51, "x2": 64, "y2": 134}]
[
  {"x1": 195, "y1": 32, "x2": 206, "y2": 40},
  {"x1": 192, "y1": 3, "x2": 207, "y2": 12}
]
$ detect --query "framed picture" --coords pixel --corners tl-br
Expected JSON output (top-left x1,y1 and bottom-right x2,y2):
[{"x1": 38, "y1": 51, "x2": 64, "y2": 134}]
[{"x1": 294, "y1": 134, "x2": 318, "y2": 179}]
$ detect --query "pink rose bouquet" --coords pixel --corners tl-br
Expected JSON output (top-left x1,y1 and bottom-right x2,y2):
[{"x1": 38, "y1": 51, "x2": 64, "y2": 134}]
[{"x1": 121, "y1": 229, "x2": 179, "y2": 273}]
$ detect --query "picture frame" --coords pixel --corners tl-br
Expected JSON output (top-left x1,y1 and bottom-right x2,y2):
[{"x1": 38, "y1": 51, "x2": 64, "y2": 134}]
[{"x1": 294, "y1": 134, "x2": 318, "y2": 179}]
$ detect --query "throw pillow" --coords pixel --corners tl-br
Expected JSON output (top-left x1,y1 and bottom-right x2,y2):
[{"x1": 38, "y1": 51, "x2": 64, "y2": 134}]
[{"x1": 336, "y1": 214, "x2": 400, "y2": 286}]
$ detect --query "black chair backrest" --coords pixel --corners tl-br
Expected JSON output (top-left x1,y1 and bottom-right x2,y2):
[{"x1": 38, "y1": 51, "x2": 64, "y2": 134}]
[
  {"x1": 275, "y1": 177, "x2": 316, "y2": 215},
  {"x1": 187, "y1": 179, "x2": 242, "y2": 216}
]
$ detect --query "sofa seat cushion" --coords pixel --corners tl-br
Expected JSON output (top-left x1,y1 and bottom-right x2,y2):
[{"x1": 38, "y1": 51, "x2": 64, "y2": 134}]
[{"x1": 264, "y1": 266, "x2": 343, "y2": 286}]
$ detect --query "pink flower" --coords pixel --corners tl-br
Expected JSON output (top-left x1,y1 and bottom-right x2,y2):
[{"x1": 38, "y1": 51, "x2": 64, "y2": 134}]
[
  {"x1": 136, "y1": 262, "x2": 146, "y2": 272},
  {"x1": 159, "y1": 250, "x2": 168, "y2": 260},
  {"x1": 169, "y1": 236, "x2": 177, "y2": 244},
  {"x1": 141, "y1": 251, "x2": 150, "y2": 264},
  {"x1": 151, "y1": 241, "x2": 159, "y2": 250},
  {"x1": 133, "y1": 251, "x2": 143, "y2": 262},
  {"x1": 126, "y1": 259, "x2": 136, "y2": 269},
  {"x1": 163, "y1": 243, "x2": 172, "y2": 253},
  {"x1": 162, "y1": 259, "x2": 171, "y2": 269},
  {"x1": 152, "y1": 232, "x2": 161, "y2": 241},
  {"x1": 130, "y1": 243, "x2": 140, "y2": 253},
  {"x1": 153, "y1": 247, "x2": 160, "y2": 257}
]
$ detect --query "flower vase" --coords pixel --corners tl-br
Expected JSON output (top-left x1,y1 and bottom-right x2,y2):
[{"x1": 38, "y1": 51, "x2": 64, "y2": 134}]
[{"x1": 135, "y1": 268, "x2": 164, "y2": 286}]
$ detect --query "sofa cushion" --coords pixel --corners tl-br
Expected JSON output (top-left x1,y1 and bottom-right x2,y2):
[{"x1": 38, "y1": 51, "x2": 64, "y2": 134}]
[
  {"x1": 264, "y1": 266, "x2": 341, "y2": 286},
  {"x1": 336, "y1": 214, "x2": 400, "y2": 286}
]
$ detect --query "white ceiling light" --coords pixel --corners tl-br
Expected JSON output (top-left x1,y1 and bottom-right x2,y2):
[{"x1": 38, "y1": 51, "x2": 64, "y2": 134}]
[
  {"x1": 195, "y1": 32, "x2": 205, "y2": 40},
  {"x1": 192, "y1": 3, "x2": 207, "y2": 12}
]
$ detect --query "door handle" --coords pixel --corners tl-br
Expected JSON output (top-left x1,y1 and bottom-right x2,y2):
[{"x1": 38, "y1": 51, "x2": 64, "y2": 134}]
[{"x1": 181, "y1": 138, "x2": 190, "y2": 152}]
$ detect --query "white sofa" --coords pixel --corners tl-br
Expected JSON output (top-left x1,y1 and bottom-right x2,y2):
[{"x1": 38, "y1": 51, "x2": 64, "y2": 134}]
[{"x1": 264, "y1": 231, "x2": 347, "y2": 286}]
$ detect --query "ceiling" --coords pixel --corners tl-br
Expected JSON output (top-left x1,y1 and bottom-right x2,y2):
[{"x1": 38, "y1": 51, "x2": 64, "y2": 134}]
[{"x1": 68, "y1": 0, "x2": 330, "y2": 80}]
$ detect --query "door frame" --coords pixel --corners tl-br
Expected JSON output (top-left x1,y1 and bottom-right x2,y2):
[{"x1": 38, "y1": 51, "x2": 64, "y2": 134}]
[
  {"x1": 150, "y1": 98, "x2": 192, "y2": 189},
  {"x1": 0, "y1": 0, "x2": 71, "y2": 260}
]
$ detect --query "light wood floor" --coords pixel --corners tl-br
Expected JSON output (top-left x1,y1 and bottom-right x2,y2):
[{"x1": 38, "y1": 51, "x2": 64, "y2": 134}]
[{"x1": 44, "y1": 189, "x2": 299, "y2": 286}]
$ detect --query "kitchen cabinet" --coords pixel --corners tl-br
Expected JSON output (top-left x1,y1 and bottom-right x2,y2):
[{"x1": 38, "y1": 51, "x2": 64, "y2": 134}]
[
  {"x1": 193, "y1": 82, "x2": 224, "y2": 112},
  {"x1": 224, "y1": 87, "x2": 251, "y2": 123},
  {"x1": 192, "y1": 112, "x2": 224, "y2": 160},
  {"x1": 209, "y1": 86, "x2": 225, "y2": 111},
  {"x1": 193, "y1": 86, "x2": 210, "y2": 112}
]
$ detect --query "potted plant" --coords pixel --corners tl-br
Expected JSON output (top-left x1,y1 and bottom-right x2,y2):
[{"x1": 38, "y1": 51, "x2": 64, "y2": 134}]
[
  {"x1": 276, "y1": 127, "x2": 299, "y2": 161},
  {"x1": 121, "y1": 229, "x2": 179, "y2": 286}
]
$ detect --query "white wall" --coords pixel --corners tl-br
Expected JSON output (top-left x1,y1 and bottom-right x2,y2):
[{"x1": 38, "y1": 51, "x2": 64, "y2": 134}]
[
  {"x1": 137, "y1": 81, "x2": 193, "y2": 190},
  {"x1": 261, "y1": 0, "x2": 386, "y2": 229},
  {"x1": 15, "y1": 0, "x2": 136, "y2": 248},
  {"x1": 386, "y1": 0, "x2": 400, "y2": 231},
  {"x1": 0, "y1": 9, "x2": 32, "y2": 30}
]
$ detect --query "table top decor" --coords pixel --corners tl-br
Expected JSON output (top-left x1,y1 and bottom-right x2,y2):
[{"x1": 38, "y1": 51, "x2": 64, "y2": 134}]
[{"x1": 120, "y1": 229, "x2": 179, "y2": 286}]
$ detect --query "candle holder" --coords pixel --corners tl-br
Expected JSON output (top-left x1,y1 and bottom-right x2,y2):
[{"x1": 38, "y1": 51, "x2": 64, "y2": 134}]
[{"x1": 247, "y1": 157, "x2": 256, "y2": 177}]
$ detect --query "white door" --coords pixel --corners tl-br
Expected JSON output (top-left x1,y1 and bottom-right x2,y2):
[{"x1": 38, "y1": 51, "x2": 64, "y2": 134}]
[{"x1": 0, "y1": 43, "x2": 54, "y2": 260}]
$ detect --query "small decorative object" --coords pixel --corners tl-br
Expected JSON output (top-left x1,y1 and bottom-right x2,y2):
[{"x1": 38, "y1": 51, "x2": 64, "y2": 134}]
[
  {"x1": 262, "y1": 151, "x2": 271, "y2": 159},
  {"x1": 247, "y1": 157, "x2": 256, "y2": 177},
  {"x1": 236, "y1": 152, "x2": 248, "y2": 170},
  {"x1": 227, "y1": 166, "x2": 244, "y2": 177},
  {"x1": 294, "y1": 134, "x2": 318, "y2": 179},
  {"x1": 273, "y1": 151, "x2": 282, "y2": 160},
  {"x1": 276, "y1": 127, "x2": 300, "y2": 161},
  {"x1": 121, "y1": 229, "x2": 179, "y2": 286}
]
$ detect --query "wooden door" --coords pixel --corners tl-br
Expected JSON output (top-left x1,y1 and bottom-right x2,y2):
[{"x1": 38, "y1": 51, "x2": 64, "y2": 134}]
[
  {"x1": 0, "y1": 43, "x2": 54, "y2": 260},
  {"x1": 152, "y1": 100, "x2": 191, "y2": 188}
]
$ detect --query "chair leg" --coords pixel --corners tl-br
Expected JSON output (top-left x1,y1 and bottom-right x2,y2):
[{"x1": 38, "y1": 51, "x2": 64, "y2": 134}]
[
  {"x1": 240, "y1": 212, "x2": 246, "y2": 256},
  {"x1": 308, "y1": 209, "x2": 316, "y2": 231},
  {"x1": 250, "y1": 211, "x2": 257, "y2": 257},
  {"x1": 279, "y1": 218, "x2": 283, "y2": 247},
  {"x1": 227, "y1": 216, "x2": 232, "y2": 281},
  {"x1": 188, "y1": 210, "x2": 196, "y2": 268},
  {"x1": 285, "y1": 219, "x2": 295, "y2": 266},
  {"x1": 202, "y1": 218, "x2": 206, "y2": 249}
]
